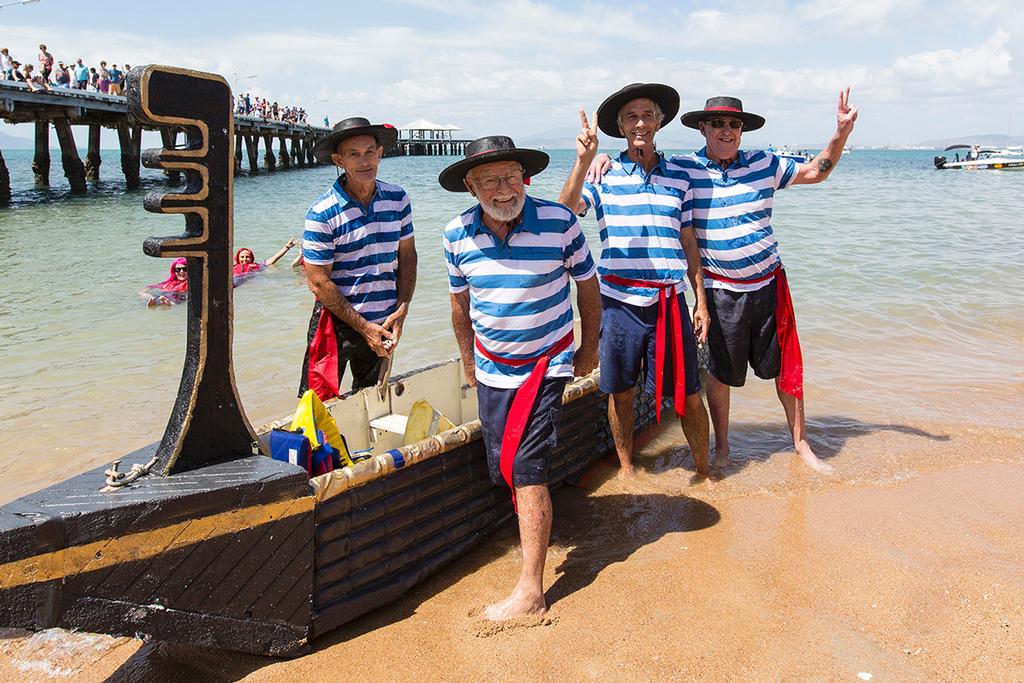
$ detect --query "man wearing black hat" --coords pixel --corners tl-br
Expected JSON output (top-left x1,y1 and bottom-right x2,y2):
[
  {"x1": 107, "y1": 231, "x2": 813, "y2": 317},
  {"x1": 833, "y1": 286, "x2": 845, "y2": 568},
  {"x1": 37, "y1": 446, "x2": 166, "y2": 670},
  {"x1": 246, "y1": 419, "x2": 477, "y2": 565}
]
[
  {"x1": 298, "y1": 117, "x2": 417, "y2": 400},
  {"x1": 590, "y1": 89, "x2": 858, "y2": 473},
  {"x1": 560, "y1": 83, "x2": 710, "y2": 478},
  {"x1": 440, "y1": 136, "x2": 601, "y2": 620}
]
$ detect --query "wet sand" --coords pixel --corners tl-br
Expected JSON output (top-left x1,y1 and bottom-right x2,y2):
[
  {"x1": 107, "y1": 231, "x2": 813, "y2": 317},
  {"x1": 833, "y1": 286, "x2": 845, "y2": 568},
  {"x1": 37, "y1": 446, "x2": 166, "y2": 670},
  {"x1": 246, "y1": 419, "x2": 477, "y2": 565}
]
[{"x1": 2, "y1": 416, "x2": 1021, "y2": 681}]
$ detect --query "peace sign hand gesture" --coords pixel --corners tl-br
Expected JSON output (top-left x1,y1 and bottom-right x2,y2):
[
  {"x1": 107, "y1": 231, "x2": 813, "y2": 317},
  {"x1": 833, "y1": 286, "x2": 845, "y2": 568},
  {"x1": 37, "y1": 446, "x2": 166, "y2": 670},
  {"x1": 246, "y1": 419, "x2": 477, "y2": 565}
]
[
  {"x1": 576, "y1": 109, "x2": 599, "y2": 163},
  {"x1": 837, "y1": 87, "x2": 858, "y2": 134}
]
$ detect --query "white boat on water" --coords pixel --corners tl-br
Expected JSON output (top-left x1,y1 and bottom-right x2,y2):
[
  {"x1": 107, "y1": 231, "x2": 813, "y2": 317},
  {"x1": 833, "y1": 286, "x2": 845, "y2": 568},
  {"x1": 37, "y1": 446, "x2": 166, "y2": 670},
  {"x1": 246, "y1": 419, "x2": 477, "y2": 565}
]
[
  {"x1": 934, "y1": 144, "x2": 1024, "y2": 171},
  {"x1": 766, "y1": 145, "x2": 811, "y2": 163}
]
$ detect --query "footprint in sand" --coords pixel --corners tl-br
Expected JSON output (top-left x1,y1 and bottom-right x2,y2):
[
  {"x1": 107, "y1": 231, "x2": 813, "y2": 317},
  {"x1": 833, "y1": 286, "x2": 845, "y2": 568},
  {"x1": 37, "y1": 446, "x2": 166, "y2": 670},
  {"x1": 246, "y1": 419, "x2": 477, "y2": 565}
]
[{"x1": 466, "y1": 609, "x2": 558, "y2": 638}]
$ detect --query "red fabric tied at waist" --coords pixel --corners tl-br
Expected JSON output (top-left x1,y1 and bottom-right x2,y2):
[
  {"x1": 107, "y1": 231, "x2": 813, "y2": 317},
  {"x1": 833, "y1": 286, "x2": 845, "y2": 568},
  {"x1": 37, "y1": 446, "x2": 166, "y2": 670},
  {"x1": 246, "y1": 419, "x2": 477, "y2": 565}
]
[
  {"x1": 307, "y1": 306, "x2": 340, "y2": 402},
  {"x1": 704, "y1": 266, "x2": 803, "y2": 400},
  {"x1": 602, "y1": 274, "x2": 686, "y2": 422},
  {"x1": 474, "y1": 331, "x2": 573, "y2": 513}
]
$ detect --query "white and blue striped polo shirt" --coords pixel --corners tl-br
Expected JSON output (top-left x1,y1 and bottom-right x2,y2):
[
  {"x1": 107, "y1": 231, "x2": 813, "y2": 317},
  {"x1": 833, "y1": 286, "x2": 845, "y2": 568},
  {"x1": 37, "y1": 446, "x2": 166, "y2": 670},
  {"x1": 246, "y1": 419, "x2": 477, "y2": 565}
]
[
  {"x1": 670, "y1": 148, "x2": 797, "y2": 292},
  {"x1": 303, "y1": 177, "x2": 413, "y2": 323},
  {"x1": 580, "y1": 151, "x2": 693, "y2": 307},
  {"x1": 443, "y1": 195, "x2": 597, "y2": 390}
]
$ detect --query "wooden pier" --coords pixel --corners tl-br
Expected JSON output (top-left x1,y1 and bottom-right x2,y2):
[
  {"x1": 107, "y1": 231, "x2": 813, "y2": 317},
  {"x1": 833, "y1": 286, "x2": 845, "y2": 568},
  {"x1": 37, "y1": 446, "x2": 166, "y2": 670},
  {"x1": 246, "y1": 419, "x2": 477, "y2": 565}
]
[
  {"x1": 387, "y1": 118, "x2": 470, "y2": 158},
  {"x1": 0, "y1": 81, "x2": 331, "y2": 205}
]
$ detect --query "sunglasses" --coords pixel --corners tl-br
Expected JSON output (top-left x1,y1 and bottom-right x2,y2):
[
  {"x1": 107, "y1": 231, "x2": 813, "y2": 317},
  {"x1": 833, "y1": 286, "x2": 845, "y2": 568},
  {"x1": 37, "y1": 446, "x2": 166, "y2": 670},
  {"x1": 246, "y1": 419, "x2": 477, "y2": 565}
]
[
  {"x1": 174, "y1": 267, "x2": 187, "y2": 272},
  {"x1": 705, "y1": 118, "x2": 744, "y2": 130}
]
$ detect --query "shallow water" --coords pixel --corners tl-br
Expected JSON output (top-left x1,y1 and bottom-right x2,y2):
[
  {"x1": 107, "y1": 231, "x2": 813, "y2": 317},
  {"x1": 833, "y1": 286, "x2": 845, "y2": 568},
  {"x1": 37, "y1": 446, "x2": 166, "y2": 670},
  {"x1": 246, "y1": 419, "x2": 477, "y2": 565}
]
[{"x1": 0, "y1": 148, "x2": 1021, "y2": 502}]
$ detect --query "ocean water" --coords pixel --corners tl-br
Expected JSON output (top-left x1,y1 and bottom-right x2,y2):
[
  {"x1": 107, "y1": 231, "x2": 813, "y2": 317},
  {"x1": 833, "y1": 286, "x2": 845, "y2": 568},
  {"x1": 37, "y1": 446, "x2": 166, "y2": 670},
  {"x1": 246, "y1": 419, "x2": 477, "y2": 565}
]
[{"x1": 0, "y1": 147, "x2": 1021, "y2": 502}]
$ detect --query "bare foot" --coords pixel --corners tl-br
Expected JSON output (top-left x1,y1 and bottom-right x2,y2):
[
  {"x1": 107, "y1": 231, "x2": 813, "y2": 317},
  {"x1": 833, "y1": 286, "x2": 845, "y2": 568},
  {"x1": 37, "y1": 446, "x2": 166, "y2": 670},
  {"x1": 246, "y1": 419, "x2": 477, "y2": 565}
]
[
  {"x1": 710, "y1": 448, "x2": 729, "y2": 471},
  {"x1": 795, "y1": 440, "x2": 833, "y2": 473},
  {"x1": 617, "y1": 463, "x2": 635, "y2": 478},
  {"x1": 484, "y1": 587, "x2": 547, "y2": 621}
]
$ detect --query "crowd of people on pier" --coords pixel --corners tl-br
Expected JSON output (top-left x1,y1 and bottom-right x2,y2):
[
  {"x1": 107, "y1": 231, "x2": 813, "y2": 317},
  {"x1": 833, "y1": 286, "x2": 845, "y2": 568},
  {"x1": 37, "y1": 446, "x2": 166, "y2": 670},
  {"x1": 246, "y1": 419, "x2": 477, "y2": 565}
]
[
  {"x1": 0, "y1": 44, "x2": 130, "y2": 95},
  {"x1": 235, "y1": 93, "x2": 310, "y2": 125},
  {"x1": 0, "y1": 44, "x2": 312, "y2": 127}
]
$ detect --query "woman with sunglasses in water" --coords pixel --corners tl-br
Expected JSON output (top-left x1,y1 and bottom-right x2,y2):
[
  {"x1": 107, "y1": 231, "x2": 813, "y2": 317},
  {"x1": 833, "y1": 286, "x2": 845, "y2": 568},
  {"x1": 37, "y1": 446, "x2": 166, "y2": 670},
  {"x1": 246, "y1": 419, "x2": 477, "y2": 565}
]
[{"x1": 144, "y1": 257, "x2": 190, "y2": 307}]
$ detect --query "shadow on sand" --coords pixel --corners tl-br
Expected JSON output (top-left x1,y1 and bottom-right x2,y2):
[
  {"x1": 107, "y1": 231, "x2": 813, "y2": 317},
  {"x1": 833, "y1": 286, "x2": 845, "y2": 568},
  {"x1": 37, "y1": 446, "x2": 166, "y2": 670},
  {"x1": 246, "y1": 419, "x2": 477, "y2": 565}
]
[{"x1": 546, "y1": 491, "x2": 719, "y2": 607}]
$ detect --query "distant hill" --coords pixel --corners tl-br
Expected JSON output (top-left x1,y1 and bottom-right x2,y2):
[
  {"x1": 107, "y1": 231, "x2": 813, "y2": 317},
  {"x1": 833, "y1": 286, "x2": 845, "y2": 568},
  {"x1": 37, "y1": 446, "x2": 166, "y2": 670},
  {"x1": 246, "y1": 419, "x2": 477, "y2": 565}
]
[
  {"x1": 915, "y1": 134, "x2": 1024, "y2": 148},
  {"x1": 0, "y1": 129, "x2": 33, "y2": 149}
]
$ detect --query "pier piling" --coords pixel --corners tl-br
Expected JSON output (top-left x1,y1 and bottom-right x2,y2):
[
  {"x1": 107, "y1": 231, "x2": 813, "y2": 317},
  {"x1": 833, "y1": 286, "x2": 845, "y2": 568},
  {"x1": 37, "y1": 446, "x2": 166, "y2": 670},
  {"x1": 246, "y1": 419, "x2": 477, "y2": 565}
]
[
  {"x1": 32, "y1": 121, "x2": 50, "y2": 188},
  {"x1": 53, "y1": 118, "x2": 87, "y2": 193},
  {"x1": 117, "y1": 122, "x2": 141, "y2": 189},
  {"x1": 244, "y1": 134, "x2": 259, "y2": 175},
  {"x1": 294, "y1": 137, "x2": 305, "y2": 167},
  {"x1": 278, "y1": 135, "x2": 290, "y2": 169},
  {"x1": 85, "y1": 124, "x2": 101, "y2": 181},
  {"x1": 0, "y1": 149, "x2": 10, "y2": 207},
  {"x1": 262, "y1": 133, "x2": 276, "y2": 171},
  {"x1": 160, "y1": 129, "x2": 181, "y2": 184}
]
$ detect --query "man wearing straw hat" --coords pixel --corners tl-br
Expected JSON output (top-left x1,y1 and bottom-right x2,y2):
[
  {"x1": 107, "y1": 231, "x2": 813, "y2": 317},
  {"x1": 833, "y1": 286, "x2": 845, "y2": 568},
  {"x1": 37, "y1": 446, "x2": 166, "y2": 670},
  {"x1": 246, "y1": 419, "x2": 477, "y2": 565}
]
[
  {"x1": 560, "y1": 83, "x2": 710, "y2": 478},
  {"x1": 440, "y1": 136, "x2": 601, "y2": 620},
  {"x1": 589, "y1": 89, "x2": 858, "y2": 473},
  {"x1": 299, "y1": 116, "x2": 417, "y2": 400}
]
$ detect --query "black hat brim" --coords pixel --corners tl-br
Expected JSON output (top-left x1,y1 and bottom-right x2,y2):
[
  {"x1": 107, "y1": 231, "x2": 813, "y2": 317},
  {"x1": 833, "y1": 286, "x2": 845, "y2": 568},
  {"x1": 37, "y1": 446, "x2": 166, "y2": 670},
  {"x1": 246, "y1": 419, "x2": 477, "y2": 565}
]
[
  {"x1": 680, "y1": 110, "x2": 765, "y2": 132},
  {"x1": 596, "y1": 83, "x2": 680, "y2": 138},
  {"x1": 312, "y1": 125, "x2": 399, "y2": 164},
  {"x1": 438, "y1": 148, "x2": 549, "y2": 193}
]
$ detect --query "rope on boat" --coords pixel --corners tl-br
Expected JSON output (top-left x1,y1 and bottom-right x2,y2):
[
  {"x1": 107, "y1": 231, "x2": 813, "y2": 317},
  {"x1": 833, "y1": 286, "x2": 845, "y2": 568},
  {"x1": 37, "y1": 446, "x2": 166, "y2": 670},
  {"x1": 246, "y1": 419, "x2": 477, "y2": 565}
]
[{"x1": 100, "y1": 455, "x2": 160, "y2": 492}]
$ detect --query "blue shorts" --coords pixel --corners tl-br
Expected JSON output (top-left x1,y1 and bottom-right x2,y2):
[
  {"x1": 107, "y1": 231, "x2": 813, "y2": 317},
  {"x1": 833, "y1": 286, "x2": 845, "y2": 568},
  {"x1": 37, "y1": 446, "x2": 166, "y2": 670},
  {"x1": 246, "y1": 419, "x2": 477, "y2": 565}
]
[
  {"x1": 599, "y1": 293, "x2": 701, "y2": 399},
  {"x1": 477, "y1": 377, "x2": 568, "y2": 488}
]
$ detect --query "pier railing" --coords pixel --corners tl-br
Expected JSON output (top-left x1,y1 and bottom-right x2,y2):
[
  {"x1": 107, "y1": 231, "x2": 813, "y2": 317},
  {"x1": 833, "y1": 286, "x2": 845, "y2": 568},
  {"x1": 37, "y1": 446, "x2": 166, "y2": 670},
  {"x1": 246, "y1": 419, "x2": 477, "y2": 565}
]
[{"x1": 0, "y1": 82, "x2": 331, "y2": 205}]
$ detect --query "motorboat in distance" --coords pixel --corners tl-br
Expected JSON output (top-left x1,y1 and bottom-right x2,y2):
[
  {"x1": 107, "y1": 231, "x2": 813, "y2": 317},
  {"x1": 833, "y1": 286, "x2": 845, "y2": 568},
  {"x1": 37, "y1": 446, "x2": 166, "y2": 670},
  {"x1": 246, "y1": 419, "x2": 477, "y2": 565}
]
[
  {"x1": 934, "y1": 144, "x2": 1024, "y2": 170},
  {"x1": 767, "y1": 145, "x2": 811, "y2": 163}
]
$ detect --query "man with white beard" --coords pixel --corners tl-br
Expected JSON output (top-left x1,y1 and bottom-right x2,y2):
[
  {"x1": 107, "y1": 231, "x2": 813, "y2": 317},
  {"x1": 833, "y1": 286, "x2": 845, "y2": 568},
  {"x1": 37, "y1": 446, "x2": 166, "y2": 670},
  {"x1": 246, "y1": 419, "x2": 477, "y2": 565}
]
[{"x1": 440, "y1": 136, "x2": 601, "y2": 620}]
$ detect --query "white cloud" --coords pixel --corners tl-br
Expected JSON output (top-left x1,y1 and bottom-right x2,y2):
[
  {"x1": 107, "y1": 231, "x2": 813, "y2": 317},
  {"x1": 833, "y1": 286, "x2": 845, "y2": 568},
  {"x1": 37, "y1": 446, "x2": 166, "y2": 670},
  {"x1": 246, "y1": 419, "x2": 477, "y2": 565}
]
[{"x1": 892, "y1": 30, "x2": 1013, "y2": 93}]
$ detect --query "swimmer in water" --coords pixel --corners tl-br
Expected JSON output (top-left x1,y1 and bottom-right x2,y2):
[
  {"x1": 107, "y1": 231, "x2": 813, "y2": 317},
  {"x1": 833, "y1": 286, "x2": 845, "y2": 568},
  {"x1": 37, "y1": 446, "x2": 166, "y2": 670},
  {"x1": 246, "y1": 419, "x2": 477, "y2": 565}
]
[
  {"x1": 233, "y1": 238, "x2": 298, "y2": 280},
  {"x1": 144, "y1": 257, "x2": 189, "y2": 307}
]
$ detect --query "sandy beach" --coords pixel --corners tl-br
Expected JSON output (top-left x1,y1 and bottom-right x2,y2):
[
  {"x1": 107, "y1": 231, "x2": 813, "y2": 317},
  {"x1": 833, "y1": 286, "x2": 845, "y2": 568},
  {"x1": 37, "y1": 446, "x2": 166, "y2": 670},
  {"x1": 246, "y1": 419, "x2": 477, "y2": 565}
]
[{"x1": 3, "y1": 410, "x2": 1021, "y2": 682}]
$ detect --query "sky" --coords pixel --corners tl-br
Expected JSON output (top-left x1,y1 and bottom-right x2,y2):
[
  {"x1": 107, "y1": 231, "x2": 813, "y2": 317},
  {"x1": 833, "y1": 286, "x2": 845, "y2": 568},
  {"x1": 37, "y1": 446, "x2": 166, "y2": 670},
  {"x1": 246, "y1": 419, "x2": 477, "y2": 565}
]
[{"x1": 0, "y1": 0, "x2": 1022, "y2": 147}]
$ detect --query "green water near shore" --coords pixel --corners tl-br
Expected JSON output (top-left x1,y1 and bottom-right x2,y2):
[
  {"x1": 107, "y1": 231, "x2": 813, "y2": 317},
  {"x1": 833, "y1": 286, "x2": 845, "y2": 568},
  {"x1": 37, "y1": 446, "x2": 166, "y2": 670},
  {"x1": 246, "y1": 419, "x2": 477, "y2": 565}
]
[{"x1": 0, "y1": 148, "x2": 1021, "y2": 501}]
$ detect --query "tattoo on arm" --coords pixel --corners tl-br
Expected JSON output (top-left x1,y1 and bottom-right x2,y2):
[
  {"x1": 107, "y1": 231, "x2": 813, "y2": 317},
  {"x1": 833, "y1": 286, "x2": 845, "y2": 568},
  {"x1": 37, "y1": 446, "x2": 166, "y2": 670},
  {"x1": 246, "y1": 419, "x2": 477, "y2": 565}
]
[{"x1": 817, "y1": 157, "x2": 834, "y2": 173}]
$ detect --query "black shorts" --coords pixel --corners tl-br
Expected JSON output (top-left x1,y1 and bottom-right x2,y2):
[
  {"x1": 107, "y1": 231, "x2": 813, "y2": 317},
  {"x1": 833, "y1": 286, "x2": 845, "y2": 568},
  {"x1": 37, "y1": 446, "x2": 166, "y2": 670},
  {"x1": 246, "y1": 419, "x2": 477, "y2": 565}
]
[
  {"x1": 477, "y1": 377, "x2": 568, "y2": 488},
  {"x1": 705, "y1": 283, "x2": 781, "y2": 387},
  {"x1": 598, "y1": 293, "x2": 701, "y2": 398},
  {"x1": 297, "y1": 301, "x2": 382, "y2": 396}
]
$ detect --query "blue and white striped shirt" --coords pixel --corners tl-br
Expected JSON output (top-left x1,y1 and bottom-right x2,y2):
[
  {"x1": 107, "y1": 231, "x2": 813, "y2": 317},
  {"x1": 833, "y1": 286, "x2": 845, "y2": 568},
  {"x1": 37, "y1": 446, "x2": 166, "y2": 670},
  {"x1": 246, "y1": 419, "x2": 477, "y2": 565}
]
[
  {"x1": 303, "y1": 177, "x2": 414, "y2": 323},
  {"x1": 580, "y1": 151, "x2": 693, "y2": 306},
  {"x1": 443, "y1": 195, "x2": 597, "y2": 389},
  {"x1": 670, "y1": 148, "x2": 797, "y2": 292}
]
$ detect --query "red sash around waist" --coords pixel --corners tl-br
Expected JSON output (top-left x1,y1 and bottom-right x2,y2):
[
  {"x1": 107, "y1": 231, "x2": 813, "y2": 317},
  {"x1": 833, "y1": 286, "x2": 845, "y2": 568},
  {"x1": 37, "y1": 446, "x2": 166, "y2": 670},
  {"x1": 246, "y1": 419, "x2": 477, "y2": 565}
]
[
  {"x1": 704, "y1": 266, "x2": 803, "y2": 400},
  {"x1": 474, "y1": 331, "x2": 574, "y2": 513},
  {"x1": 602, "y1": 274, "x2": 686, "y2": 422}
]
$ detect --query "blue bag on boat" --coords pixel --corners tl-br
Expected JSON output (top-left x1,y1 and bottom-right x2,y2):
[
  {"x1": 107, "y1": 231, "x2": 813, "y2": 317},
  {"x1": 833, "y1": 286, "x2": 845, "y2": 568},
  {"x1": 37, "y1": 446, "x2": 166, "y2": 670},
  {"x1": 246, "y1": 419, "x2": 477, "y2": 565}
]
[{"x1": 269, "y1": 428, "x2": 313, "y2": 474}]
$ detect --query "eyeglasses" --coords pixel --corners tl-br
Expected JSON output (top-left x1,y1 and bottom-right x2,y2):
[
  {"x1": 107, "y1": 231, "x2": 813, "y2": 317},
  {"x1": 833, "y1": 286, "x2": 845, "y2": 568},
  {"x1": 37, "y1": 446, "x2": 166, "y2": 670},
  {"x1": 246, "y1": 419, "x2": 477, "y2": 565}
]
[
  {"x1": 473, "y1": 170, "x2": 525, "y2": 191},
  {"x1": 705, "y1": 118, "x2": 743, "y2": 130}
]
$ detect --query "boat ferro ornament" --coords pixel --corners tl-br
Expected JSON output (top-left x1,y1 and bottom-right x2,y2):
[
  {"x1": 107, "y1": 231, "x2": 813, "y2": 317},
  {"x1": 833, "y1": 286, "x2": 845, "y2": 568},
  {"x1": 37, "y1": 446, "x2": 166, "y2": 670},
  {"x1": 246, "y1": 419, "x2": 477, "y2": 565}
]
[{"x1": 125, "y1": 65, "x2": 258, "y2": 476}]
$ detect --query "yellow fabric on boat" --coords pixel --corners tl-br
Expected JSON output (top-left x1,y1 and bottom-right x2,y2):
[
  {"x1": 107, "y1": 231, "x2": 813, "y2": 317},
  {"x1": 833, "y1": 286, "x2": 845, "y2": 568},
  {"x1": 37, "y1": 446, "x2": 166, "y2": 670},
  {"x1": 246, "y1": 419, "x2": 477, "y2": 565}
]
[
  {"x1": 291, "y1": 389, "x2": 354, "y2": 466},
  {"x1": 403, "y1": 400, "x2": 455, "y2": 446}
]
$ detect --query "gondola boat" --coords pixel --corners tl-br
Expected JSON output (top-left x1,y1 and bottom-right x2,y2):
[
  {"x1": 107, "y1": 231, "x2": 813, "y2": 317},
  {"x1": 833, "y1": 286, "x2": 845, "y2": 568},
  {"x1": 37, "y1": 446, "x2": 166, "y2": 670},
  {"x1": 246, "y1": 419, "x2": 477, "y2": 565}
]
[{"x1": 0, "y1": 66, "x2": 658, "y2": 656}]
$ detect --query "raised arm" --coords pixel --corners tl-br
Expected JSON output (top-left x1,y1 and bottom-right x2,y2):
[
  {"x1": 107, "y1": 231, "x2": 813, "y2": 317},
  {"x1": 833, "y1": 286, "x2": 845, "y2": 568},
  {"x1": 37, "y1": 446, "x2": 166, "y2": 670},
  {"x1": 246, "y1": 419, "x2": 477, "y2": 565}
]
[
  {"x1": 791, "y1": 87, "x2": 858, "y2": 186},
  {"x1": 449, "y1": 289, "x2": 476, "y2": 387},
  {"x1": 559, "y1": 109, "x2": 599, "y2": 214},
  {"x1": 264, "y1": 237, "x2": 298, "y2": 266}
]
